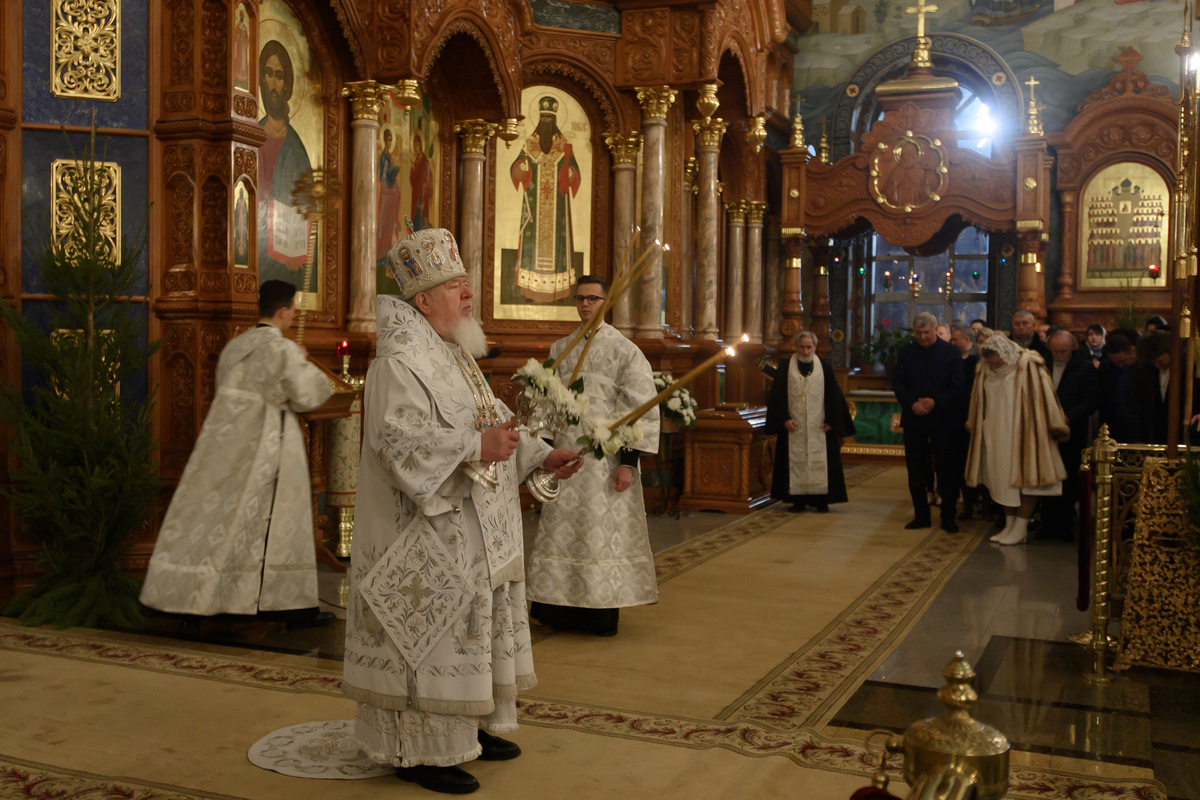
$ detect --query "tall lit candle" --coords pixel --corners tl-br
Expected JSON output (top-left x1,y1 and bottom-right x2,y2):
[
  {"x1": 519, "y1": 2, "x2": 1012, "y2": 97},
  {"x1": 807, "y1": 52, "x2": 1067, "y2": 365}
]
[{"x1": 607, "y1": 345, "x2": 736, "y2": 432}]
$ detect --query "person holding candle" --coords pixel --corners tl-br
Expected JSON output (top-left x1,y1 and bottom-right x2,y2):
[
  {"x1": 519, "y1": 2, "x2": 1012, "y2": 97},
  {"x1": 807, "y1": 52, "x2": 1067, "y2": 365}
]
[
  {"x1": 342, "y1": 228, "x2": 582, "y2": 795},
  {"x1": 527, "y1": 275, "x2": 661, "y2": 637},
  {"x1": 765, "y1": 331, "x2": 856, "y2": 513}
]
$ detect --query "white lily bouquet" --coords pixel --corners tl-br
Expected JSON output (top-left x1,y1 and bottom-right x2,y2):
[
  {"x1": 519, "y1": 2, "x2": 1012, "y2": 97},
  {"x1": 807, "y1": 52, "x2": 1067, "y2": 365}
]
[
  {"x1": 513, "y1": 357, "x2": 588, "y2": 431},
  {"x1": 652, "y1": 372, "x2": 699, "y2": 429},
  {"x1": 577, "y1": 417, "x2": 645, "y2": 460}
]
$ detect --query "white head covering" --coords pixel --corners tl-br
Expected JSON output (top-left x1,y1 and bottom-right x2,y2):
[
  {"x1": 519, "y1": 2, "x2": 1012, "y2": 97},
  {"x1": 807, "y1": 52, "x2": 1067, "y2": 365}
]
[
  {"x1": 386, "y1": 227, "x2": 468, "y2": 300},
  {"x1": 980, "y1": 332, "x2": 1023, "y2": 366}
]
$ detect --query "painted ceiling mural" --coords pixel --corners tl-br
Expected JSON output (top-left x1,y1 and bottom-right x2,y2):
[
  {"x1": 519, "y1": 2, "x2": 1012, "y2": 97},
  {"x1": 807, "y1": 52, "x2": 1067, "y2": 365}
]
[{"x1": 792, "y1": 0, "x2": 1183, "y2": 146}]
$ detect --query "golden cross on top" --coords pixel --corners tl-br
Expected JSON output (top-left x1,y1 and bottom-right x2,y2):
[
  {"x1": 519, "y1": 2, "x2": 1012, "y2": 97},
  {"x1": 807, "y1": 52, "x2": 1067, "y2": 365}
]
[
  {"x1": 1024, "y1": 75, "x2": 1040, "y2": 102},
  {"x1": 906, "y1": 0, "x2": 938, "y2": 39}
]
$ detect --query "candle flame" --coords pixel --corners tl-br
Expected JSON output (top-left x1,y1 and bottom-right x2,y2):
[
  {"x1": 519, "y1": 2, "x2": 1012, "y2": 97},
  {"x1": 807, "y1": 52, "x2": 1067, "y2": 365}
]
[
  {"x1": 741, "y1": 333, "x2": 749, "y2": 342},
  {"x1": 654, "y1": 239, "x2": 662, "y2": 246},
  {"x1": 725, "y1": 347, "x2": 736, "y2": 357},
  {"x1": 663, "y1": 244, "x2": 671, "y2": 251}
]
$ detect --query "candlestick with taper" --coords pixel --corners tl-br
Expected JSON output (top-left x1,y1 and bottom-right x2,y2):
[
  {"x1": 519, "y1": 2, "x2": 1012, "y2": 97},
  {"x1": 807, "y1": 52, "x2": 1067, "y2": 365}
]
[{"x1": 291, "y1": 167, "x2": 342, "y2": 346}]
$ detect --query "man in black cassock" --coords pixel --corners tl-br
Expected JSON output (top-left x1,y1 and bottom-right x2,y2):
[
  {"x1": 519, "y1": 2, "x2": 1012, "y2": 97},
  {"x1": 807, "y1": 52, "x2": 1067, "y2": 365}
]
[{"x1": 766, "y1": 331, "x2": 856, "y2": 512}]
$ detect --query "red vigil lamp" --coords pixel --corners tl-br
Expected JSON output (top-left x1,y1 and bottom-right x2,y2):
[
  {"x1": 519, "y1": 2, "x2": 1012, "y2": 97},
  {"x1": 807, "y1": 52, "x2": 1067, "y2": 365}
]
[
  {"x1": 1148, "y1": 263, "x2": 1161, "y2": 281},
  {"x1": 337, "y1": 339, "x2": 351, "y2": 379}
]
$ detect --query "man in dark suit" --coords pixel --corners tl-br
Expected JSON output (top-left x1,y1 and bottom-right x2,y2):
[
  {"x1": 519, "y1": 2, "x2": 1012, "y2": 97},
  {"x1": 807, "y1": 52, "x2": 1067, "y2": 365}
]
[
  {"x1": 1009, "y1": 310, "x2": 1052, "y2": 363},
  {"x1": 950, "y1": 325, "x2": 982, "y2": 519},
  {"x1": 1098, "y1": 332, "x2": 1138, "y2": 443},
  {"x1": 893, "y1": 312, "x2": 966, "y2": 532},
  {"x1": 1041, "y1": 330, "x2": 1098, "y2": 539}
]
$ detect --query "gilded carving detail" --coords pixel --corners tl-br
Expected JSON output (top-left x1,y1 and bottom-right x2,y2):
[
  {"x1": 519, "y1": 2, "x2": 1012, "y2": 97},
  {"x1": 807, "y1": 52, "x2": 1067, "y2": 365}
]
[
  {"x1": 52, "y1": 0, "x2": 121, "y2": 100},
  {"x1": 693, "y1": 117, "x2": 727, "y2": 149},
  {"x1": 636, "y1": 86, "x2": 677, "y2": 120},
  {"x1": 52, "y1": 159, "x2": 121, "y2": 261},
  {"x1": 868, "y1": 131, "x2": 949, "y2": 213},
  {"x1": 604, "y1": 132, "x2": 642, "y2": 165},
  {"x1": 341, "y1": 80, "x2": 388, "y2": 121},
  {"x1": 455, "y1": 120, "x2": 497, "y2": 155},
  {"x1": 746, "y1": 200, "x2": 767, "y2": 225},
  {"x1": 724, "y1": 200, "x2": 748, "y2": 224}
]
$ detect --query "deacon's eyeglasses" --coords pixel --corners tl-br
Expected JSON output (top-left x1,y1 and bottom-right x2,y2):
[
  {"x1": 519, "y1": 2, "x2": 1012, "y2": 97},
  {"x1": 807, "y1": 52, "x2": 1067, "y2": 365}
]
[{"x1": 574, "y1": 294, "x2": 605, "y2": 304}]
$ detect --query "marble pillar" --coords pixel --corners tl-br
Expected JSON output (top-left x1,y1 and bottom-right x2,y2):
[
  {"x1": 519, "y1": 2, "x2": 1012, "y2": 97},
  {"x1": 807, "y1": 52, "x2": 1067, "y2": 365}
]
[
  {"x1": 743, "y1": 201, "x2": 767, "y2": 344},
  {"x1": 724, "y1": 201, "x2": 747, "y2": 341},
  {"x1": 681, "y1": 157, "x2": 698, "y2": 337},
  {"x1": 764, "y1": 217, "x2": 783, "y2": 346},
  {"x1": 693, "y1": 118, "x2": 726, "y2": 340},
  {"x1": 605, "y1": 132, "x2": 642, "y2": 337},
  {"x1": 454, "y1": 120, "x2": 498, "y2": 321},
  {"x1": 341, "y1": 81, "x2": 387, "y2": 333},
  {"x1": 780, "y1": 238, "x2": 805, "y2": 349},
  {"x1": 634, "y1": 86, "x2": 677, "y2": 339}
]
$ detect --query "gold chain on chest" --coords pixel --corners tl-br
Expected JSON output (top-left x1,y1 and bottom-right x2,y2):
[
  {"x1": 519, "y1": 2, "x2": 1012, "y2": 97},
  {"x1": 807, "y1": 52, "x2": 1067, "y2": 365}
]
[{"x1": 452, "y1": 351, "x2": 501, "y2": 431}]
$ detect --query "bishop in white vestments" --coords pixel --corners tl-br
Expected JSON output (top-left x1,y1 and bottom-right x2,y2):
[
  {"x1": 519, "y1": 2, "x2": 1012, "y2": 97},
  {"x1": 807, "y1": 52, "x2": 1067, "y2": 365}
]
[
  {"x1": 140, "y1": 280, "x2": 334, "y2": 621},
  {"x1": 765, "y1": 331, "x2": 856, "y2": 512},
  {"x1": 343, "y1": 228, "x2": 581, "y2": 795},
  {"x1": 527, "y1": 275, "x2": 660, "y2": 636}
]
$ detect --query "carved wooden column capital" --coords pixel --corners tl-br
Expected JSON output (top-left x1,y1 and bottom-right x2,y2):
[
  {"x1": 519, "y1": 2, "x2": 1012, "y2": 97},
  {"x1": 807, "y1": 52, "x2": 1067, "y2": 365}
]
[
  {"x1": 746, "y1": 200, "x2": 767, "y2": 226},
  {"x1": 604, "y1": 132, "x2": 643, "y2": 165},
  {"x1": 635, "y1": 86, "x2": 677, "y2": 120},
  {"x1": 693, "y1": 117, "x2": 727, "y2": 149},
  {"x1": 724, "y1": 200, "x2": 748, "y2": 224},
  {"x1": 341, "y1": 80, "x2": 389, "y2": 122},
  {"x1": 455, "y1": 120, "x2": 498, "y2": 154}
]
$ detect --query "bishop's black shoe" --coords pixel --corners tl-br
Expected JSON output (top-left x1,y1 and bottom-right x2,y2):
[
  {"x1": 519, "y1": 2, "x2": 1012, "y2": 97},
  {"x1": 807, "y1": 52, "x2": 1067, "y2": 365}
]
[
  {"x1": 905, "y1": 518, "x2": 932, "y2": 530},
  {"x1": 814, "y1": 503, "x2": 830, "y2": 513},
  {"x1": 941, "y1": 518, "x2": 960, "y2": 533},
  {"x1": 477, "y1": 730, "x2": 521, "y2": 761},
  {"x1": 395, "y1": 765, "x2": 479, "y2": 794},
  {"x1": 789, "y1": 503, "x2": 807, "y2": 513}
]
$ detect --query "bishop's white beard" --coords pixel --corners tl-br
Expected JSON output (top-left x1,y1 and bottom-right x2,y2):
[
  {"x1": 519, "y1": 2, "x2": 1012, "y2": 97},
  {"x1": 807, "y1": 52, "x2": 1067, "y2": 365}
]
[
  {"x1": 796, "y1": 353, "x2": 815, "y2": 364},
  {"x1": 449, "y1": 316, "x2": 490, "y2": 359}
]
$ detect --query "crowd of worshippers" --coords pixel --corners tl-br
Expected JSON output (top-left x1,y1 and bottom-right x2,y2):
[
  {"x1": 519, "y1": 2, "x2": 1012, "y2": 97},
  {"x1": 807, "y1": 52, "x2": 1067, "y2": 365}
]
[{"x1": 766, "y1": 309, "x2": 1194, "y2": 546}]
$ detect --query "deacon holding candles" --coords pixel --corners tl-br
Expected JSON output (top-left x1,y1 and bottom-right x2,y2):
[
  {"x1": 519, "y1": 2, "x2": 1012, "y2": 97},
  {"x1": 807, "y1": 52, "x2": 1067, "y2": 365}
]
[{"x1": 527, "y1": 274, "x2": 661, "y2": 637}]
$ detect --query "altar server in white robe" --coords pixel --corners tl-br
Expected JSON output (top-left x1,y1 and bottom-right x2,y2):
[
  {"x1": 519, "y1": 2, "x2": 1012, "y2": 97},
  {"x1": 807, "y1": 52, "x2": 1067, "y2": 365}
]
[
  {"x1": 765, "y1": 331, "x2": 856, "y2": 513},
  {"x1": 527, "y1": 275, "x2": 660, "y2": 637},
  {"x1": 965, "y1": 332, "x2": 1069, "y2": 546},
  {"x1": 343, "y1": 227, "x2": 581, "y2": 796},
  {"x1": 139, "y1": 280, "x2": 335, "y2": 624}
]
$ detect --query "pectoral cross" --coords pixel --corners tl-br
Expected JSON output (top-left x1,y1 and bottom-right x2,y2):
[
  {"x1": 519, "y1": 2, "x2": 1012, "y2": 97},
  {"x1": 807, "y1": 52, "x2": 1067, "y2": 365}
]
[{"x1": 905, "y1": 0, "x2": 938, "y2": 38}]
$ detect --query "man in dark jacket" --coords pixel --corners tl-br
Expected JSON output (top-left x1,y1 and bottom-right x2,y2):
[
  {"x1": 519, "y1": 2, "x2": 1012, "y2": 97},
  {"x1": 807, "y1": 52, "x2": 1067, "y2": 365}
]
[
  {"x1": 766, "y1": 331, "x2": 856, "y2": 512},
  {"x1": 1009, "y1": 310, "x2": 1052, "y2": 363},
  {"x1": 1097, "y1": 332, "x2": 1138, "y2": 442},
  {"x1": 1040, "y1": 330, "x2": 1098, "y2": 538},
  {"x1": 893, "y1": 312, "x2": 966, "y2": 532}
]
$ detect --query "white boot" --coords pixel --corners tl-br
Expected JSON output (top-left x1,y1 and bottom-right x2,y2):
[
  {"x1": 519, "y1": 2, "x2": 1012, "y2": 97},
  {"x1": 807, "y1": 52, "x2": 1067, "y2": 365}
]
[
  {"x1": 989, "y1": 516, "x2": 1016, "y2": 542},
  {"x1": 995, "y1": 516, "x2": 1029, "y2": 546}
]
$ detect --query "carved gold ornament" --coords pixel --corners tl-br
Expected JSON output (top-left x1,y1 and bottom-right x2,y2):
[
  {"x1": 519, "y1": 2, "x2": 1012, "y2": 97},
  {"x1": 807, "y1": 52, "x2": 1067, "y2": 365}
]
[
  {"x1": 604, "y1": 132, "x2": 643, "y2": 165},
  {"x1": 1024, "y1": 177, "x2": 1037, "y2": 191},
  {"x1": 454, "y1": 119, "x2": 498, "y2": 154},
  {"x1": 693, "y1": 117, "x2": 727, "y2": 149},
  {"x1": 635, "y1": 86, "x2": 677, "y2": 120},
  {"x1": 747, "y1": 116, "x2": 767, "y2": 155},
  {"x1": 341, "y1": 80, "x2": 388, "y2": 121},
  {"x1": 52, "y1": 0, "x2": 121, "y2": 100},
  {"x1": 52, "y1": 158, "x2": 121, "y2": 262},
  {"x1": 869, "y1": 131, "x2": 948, "y2": 213}
]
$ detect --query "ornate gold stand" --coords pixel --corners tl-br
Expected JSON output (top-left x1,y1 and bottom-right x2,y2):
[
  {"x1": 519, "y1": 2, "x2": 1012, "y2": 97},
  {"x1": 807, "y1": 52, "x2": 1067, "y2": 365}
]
[
  {"x1": 326, "y1": 351, "x2": 364, "y2": 559},
  {"x1": 865, "y1": 652, "x2": 1010, "y2": 800}
]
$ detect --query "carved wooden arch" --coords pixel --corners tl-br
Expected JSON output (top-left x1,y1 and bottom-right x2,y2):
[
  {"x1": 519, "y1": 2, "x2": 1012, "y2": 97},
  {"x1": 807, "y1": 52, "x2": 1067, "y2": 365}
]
[
  {"x1": 803, "y1": 100, "x2": 1016, "y2": 247},
  {"x1": 706, "y1": 0, "x2": 786, "y2": 116},
  {"x1": 520, "y1": 54, "x2": 623, "y2": 134},
  {"x1": 324, "y1": 0, "x2": 367, "y2": 79},
  {"x1": 718, "y1": 34, "x2": 758, "y2": 116},
  {"x1": 417, "y1": 7, "x2": 528, "y2": 119},
  {"x1": 482, "y1": 66, "x2": 613, "y2": 335},
  {"x1": 1047, "y1": 48, "x2": 1176, "y2": 329}
]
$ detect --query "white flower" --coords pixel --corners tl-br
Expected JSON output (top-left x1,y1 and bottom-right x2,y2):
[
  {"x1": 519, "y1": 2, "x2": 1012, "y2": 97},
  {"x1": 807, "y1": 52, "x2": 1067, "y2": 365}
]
[{"x1": 667, "y1": 397, "x2": 682, "y2": 411}]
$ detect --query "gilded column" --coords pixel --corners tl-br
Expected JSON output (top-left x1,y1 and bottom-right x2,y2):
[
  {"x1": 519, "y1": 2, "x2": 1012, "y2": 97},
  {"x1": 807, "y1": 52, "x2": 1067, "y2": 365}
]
[
  {"x1": 634, "y1": 86, "x2": 677, "y2": 339},
  {"x1": 455, "y1": 120, "x2": 498, "y2": 321},
  {"x1": 681, "y1": 157, "x2": 698, "y2": 337},
  {"x1": 744, "y1": 201, "x2": 767, "y2": 344},
  {"x1": 724, "y1": 201, "x2": 748, "y2": 341},
  {"x1": 342, "y1": 81, "x2": 387, "y2": 333},
  {"x1": 605, "y1": 132, "x2": 641, "y2": 337},
  {"x1": 694, "y1": 117, "x2": 727, "y2": 340},
  {"x1": 764, "y1": 217, "x2": 783, "y2": 346}
]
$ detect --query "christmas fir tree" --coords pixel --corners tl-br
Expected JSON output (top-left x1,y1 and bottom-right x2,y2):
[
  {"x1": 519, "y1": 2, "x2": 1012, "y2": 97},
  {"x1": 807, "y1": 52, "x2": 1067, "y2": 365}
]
[{"x1": 1, "y1": 128, "x2": 160, "y2": 628}]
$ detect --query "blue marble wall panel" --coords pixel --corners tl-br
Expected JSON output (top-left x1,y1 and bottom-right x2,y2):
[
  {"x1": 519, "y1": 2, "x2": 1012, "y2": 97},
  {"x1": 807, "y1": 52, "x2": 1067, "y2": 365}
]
[
  {"x1": 19, "y1": 299, "x2": 149, "y2": 405},
  {"x1": 529, "y1": 0, "x2": 620, "y2": 33},
  {"x1": 23, "y1": 0, "x2": 149, "y2": 129},
  {"x1": 21, "y1": 129, "x2": 149, "y2": 295}
]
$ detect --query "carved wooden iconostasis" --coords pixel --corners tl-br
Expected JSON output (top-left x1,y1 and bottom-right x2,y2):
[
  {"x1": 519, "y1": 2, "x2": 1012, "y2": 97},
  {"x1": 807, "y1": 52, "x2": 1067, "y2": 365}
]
[
  {"x1": 0, "y1": 0, "x2": 805, "y2": 595},
  {"x1": 1047, "y1": 48, "x2": 1175, "y2": 332}
]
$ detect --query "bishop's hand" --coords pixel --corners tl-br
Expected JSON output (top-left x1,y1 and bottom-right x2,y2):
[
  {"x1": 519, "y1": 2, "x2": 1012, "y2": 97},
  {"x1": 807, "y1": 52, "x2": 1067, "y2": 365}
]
[
  {"x1": 543, "y1": 448, "x2": 584, "y2": 480},
  {"x1": 481, "y1": 420, "x2": 520, "y2": 462}
]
